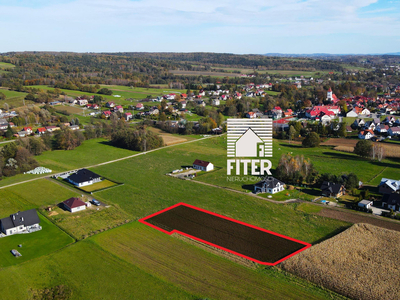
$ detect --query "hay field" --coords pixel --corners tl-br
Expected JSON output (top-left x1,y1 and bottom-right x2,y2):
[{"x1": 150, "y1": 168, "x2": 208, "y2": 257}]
[
  {"x1": 148, "y1": 127, "x2": 187, "y2": 145},
  {"x1": 280, "y1": 223, "x2": 400, "y2": 300}
]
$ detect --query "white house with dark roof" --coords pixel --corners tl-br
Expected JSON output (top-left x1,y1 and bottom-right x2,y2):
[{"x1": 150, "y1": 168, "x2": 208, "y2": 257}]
[
  {"x1": 254, "y1": 177, "x2": 285, "y2": 194},
  {"x1": 193, "y1": 159, "x2": 214, "y2": 172},
  {"x1": 0, "y1": 209, "x2": 41, "y2": 236},
  {"x1": 67, "y1": 169, "x2": 101, "y2": 187}
]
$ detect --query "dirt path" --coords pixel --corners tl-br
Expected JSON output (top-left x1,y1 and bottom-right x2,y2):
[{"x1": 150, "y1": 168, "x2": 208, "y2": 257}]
[{"x1": 317, "y1": 208, "x2": 400, "y2": 232}]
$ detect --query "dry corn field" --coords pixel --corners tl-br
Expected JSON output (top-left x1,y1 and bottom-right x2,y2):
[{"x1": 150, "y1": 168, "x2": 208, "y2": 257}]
[
  {"x1": 334, "y1": 143, "x2": 400, "y2": 158},
  {"x1": 280, "y1": 223, "x2": 400, "y2": 300}
]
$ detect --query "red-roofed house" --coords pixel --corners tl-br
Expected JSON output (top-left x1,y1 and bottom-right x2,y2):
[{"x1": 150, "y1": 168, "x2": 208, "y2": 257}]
[
  {"x1": 246, "y1": 111, "x2": 257, "y2": 119},
  {"x1": 63, "y1": 197, "x2": 86, "y2": 213},
  {"x1": 102, "y1": 111, "x2": 112, "y2": 118},
  {"x1": 136, "y1": 103, "x2": 144, "y2": 110},
  {"x1": 36, "y1": 127, "x2": 46, "y2": 135},
  {"x1": 124, "y1": 112, "x2": 133, "y2": 121},
  {"x1": 114, "y1": 105, "x2": 124, "y2": 113},
  {"x1": 23, "y1": 127, "x2": 33, "y2": 134},
  {"x1": 193, "y1": 159, "x2": 214, "y2": 172}
]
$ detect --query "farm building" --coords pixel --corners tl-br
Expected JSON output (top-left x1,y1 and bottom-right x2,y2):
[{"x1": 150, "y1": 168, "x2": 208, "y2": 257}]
[
  {"x1": 0, "y1": 209, "x2": 41, "y2": 236},
  {"x1": 254, "y1": 177, "x2": 285, "y2": 194},
  {"x1": 358, "y1": 200, "x2": 373, "y2": 209},
  {"x1": 63, "y1": 197, "x2": 87, "y2": 213},
  {"x1": 320, "y1": 181, "x2": 345, "y2": 198},
  {"x1": 67, "y1": 169, "x2": 101, "y2": 187},
  {"x1": 193, "y1": 159, "x2": 214, "y2": 172}
]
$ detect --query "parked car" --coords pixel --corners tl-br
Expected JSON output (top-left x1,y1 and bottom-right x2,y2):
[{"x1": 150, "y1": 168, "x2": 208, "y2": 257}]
[{"x1": 91, "y1": 199, "x2": 101, "y2": 206}]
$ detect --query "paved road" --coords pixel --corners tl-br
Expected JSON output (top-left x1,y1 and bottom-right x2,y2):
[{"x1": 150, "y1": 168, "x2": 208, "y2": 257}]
[{"x1": 0, "y1": 134, "x2": 222, "y2": 190}]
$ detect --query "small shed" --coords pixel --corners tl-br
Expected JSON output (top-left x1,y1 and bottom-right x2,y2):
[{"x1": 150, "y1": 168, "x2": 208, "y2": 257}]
[{"x1": 358, "y1": 200, "x2": 373, "y2": 209}]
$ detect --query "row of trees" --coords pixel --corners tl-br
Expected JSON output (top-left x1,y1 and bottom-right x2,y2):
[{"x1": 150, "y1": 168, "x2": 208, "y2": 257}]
[
  {"x1": 354, "y1": 140, "x2": 385, "y2": 161},
  {"x1": 110, "y1": 128, "x2": 163, "y2": 151}
]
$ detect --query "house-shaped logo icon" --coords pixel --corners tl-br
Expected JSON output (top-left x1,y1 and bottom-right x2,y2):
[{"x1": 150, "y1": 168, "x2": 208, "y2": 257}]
[
  {"x1": 227, "y1": 119, "x2": 272, "y2": 158},
  {"x1": 235, "y1": 128, "x2": 264, "y2": 157}
]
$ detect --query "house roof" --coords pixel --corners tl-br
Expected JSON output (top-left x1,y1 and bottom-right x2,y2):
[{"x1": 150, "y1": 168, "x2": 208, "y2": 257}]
[
  {"x1": 193, "y1": 159, "x2": 211, "y2": 168},
  {"x1": 379, "y1": 178, "x2": 400, "y2": 191},
  {"x1": 63, "y1": 197, "x2": 86, "y2": 209},
  {"x1": 67, "y1": 168, "x2": 101, "y2": 184},
  {"x1": 359, "y1": 200, "x2": 372, "y2": 205},
  {"x1": 321, "y1": 181, "x2": 344, "y2": 195},
  {"x1": 254, "y1": 177, "x2": 284, "y2": 189},
  {"x1": 37, "y1": 127, "x2": 46, "y2": 133},
  {"x1": 0, "y1": 209, "x2": 40, "y2": 230},
  {"x1": 382, "y1": 193, "x2": 400, "y2": 206}
]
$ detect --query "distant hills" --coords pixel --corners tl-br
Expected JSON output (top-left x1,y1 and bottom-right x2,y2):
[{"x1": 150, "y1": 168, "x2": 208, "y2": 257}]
[{"x1": 263, "y1": 53, "x2": 400, "y2": 57}]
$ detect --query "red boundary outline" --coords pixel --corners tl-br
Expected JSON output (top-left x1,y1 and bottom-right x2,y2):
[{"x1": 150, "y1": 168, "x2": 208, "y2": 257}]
[{"x1": 139, "y1": 203, "x2": 311, "y2": 266}]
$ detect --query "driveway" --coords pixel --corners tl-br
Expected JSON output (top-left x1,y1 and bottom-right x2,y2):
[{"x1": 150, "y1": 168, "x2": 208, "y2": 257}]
[{"x1": 371, "y1": 206, "x2": 389, "y2": 216}]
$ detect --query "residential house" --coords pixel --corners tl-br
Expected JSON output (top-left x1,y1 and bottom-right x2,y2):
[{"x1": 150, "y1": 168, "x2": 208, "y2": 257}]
[
  {"x1": 196, "y1": 100, "x2": 206, "y2": 107},
  {"x1": 70, "y1": 125, "x2": 79, "y2": 131},
  {"x1": 321, "y1": 181, "x2": 345, "y2": 197},
  {"x1": 36, "y1": 127, "x2": 47, "y2": 135},
  {"x1": 358, "y1": 130, "x2": 374, "y2": 139},
  {"x1": 382, "y1": 193, "x2": 400, "y2": 212},
  {"x1": 149, "y1": 107, "x2": 159, "y2": 115},
  {"x1": 254, "y1": 177, "x2": 285, "y2": 194},
  {"x1": 67, "y1": 169, "x2": 101, "y2": 187},
  {"x1": 212, "y1": 99, "x2": 220, "y2": 106},
  {"x1": 376, "y1": 125, "x2": 389, "y2": 134},
  {"x1": 63, "y1": 197, "x2": 87, "y2": 213},
  {"x1": 114, "y1": 105, "x2": 124, "y2": 113},
  {"x1": 102, "y1": 111, "x2": 112, "y2": 118},
  {"x1": 378, "y1": 178, "x2": 400, "y2": 194},
  {"x1": 246, "y1": 111, "x2": 257, "y2": 119},
  {"x1": 106, "y1": 101, "x2": 116, "y2": 108},
  {"x1": 77, "y1": 99, "x2": 88, "y2": 106},
  {"x1": 23, "y1": 127, "x2": 33, "y2": 135},
  {"x1": 193, "y1": 159, "x2": 214, "y2": 172},
  {"x1": 136, "y1": 103, "x2": 144, "y2": 110},
  {"x1": 124, "y1": 112, "x2": 133, "y2": 121},
  {"x1": 346, "y1": 109, "x2": 358, "y2": 117},
  {"x1": 17, "y1": 130, "x2": 28, "y2": 137},
  {"x1": 388, "y1": 127, "x2": 400, "y2": 136},
  {"x1": 0, "y1": 209, "x2": 41, "y2": 236},
  {"x1": 45, "y1": 126, "x2": 60, "y2": 132}
]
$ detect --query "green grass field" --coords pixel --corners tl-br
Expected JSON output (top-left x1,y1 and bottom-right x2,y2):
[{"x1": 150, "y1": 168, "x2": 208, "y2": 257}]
[
  {"x1": 0, "y1": 214, "x2": 74, "y2": 268},
  {"x1": 93, "y1": 222, "x2": 346, "y2": 300},
  {"x1": 0, "y1": 133, "x2": 367, "y2": 299},
  {"x1": 0, "y1": 241, "x2": 194, "y2": 299},
  {"x1": 0, "y1": 88, "x2": 31, "y2": 108},
  {"x1": 35, "y1": 138, "x2": 137, "y2": 172},
  {"x1": 79, "y1": 179, "x2": 119, "y2": 192}
]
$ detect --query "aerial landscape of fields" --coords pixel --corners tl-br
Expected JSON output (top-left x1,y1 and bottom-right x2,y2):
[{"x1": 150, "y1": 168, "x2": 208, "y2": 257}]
[{"x1": 1, "y1": 1, "x2": 400, "y2": 299}]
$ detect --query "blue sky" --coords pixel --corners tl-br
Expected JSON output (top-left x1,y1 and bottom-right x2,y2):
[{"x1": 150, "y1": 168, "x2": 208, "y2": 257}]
[{"x1": 0, "y1": 0, "x2": 399, "y2": 54}]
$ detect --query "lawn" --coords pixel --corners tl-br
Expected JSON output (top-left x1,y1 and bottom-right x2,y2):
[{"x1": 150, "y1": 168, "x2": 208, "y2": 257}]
[
  {"x1": 42, "y1": 203, "x2": 131, "y2": 240},
  {"x1": 0, "y1": 241, "x2": 194, "y2": 299},
  {"x1": 93, "y1": 222, "x2": 346, "y2": 300},
  {"x1": 0, "y1": 88, "x2": 31, "y2": 108},
  {"x1": 0, "y1": 214, "x2": 74, "y2": 268},
  {"x1": 90, "y1": 137, "x2": 350, "y2": 245},
  {"x1": 35, "y1": 138, "x2": 137, "y2": 172},
  {"x1": 4, "y1": 179, "x2": 80, "y2": 207},
  {"x1": 79, "y1": 179, "x2": 119, "y2": 192}
]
